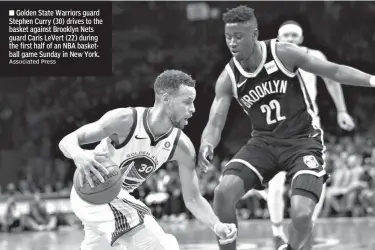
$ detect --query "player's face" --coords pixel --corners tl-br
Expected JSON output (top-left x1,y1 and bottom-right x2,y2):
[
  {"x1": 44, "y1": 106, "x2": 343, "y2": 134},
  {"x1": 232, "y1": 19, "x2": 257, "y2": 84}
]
[
  {"x1": 278, "y1": 31, "x2": 303, "y2": 45},
  {"x1": 225, "y1": 22, "x2": 257, "y2": 61},
  {"x1": 167, "y1": 85, "x2": 196, "y2": 129}
]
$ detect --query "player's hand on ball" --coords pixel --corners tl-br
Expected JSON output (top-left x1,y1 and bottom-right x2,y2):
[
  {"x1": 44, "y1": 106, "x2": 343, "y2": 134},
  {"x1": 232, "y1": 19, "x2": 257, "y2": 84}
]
[
  {"x1": 198, "y1": 142, "x2": 214, "y2": 173},
  {"x1": 73, "y1": 151, "x2": 110, "y2": 188},
  {"x1": 214, "y1": 222, "x2": 238, "y2": 245},
  {"x1": 337, "y1": 111, "x2": 355, "y2": 131}
]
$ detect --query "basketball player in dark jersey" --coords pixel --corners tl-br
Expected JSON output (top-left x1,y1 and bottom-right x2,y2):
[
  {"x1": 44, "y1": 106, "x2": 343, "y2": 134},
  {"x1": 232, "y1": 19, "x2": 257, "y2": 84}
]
[{"x1": 198, "y1": 5, "x2": 375, "y2": 250}]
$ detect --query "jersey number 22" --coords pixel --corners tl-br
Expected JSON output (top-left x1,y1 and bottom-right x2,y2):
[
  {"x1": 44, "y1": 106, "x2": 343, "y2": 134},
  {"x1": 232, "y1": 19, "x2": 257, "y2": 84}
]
[{"x1": 260, "y1": 99, "x2": 286, "y2": 125}]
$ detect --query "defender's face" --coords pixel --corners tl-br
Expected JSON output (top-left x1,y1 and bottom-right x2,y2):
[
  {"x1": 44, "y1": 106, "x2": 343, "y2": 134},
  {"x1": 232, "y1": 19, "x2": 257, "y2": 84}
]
[
  {"x1": 168, "y1": 85, "x2": 196, "y2": 129},
  {"x1": 225, "y1": 22, "x2": 256, "y2": 61},
  {"x1": 278, "y1": 31, "x2": 302, "y2": 45}
]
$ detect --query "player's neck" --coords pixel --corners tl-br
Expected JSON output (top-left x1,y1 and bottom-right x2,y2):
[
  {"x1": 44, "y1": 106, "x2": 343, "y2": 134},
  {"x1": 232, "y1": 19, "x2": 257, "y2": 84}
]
[
  {"x1": 240, "y1": 41, "x2": 263, "y2": 72},
  {"x1": 147, "y1": 106, "x2": 173, "y2": 137}
]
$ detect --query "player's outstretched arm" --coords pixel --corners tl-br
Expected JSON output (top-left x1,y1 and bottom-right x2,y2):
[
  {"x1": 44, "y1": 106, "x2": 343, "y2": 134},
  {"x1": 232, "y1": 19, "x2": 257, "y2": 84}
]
[
  {"x1": 58, "y1": 108, "x2": 134, "y2": 187},
  {"x1": 173, "y1": 132, "x2": 237, "y2": 244},
  {"x1": 198, "y1": 69, "x2": 233, "y2": 170},
  {"x1": 310, "y1": 51, "x2": 348, "y2": 112},
  {"x1": 311, "y1": 50, "x2": 355, "y2": 130},
  {"x1": 276, "y1": 42, "x2": 375, "y2": 87}
]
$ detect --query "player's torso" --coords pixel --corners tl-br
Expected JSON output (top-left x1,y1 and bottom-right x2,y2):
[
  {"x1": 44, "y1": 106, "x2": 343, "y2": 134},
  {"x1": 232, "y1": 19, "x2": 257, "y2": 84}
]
[
  {"x1": 95, "y1": 107, "x2": 180, "y2": 192},
  {"x1": 225, "y1": 39, "x2": 317, "y2": 138}
]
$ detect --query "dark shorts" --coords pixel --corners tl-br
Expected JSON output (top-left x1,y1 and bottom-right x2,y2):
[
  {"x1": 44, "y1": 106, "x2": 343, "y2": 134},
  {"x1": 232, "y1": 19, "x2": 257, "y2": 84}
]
[{"x1": 223, "y1": 133, "x2": 329, "y2": 197}]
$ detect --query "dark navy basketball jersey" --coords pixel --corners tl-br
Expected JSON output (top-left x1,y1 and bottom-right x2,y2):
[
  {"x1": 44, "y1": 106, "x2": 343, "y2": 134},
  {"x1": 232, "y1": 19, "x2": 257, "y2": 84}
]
[{"x1": 225, "y1": 38, "x2": 319, "y2": 139}]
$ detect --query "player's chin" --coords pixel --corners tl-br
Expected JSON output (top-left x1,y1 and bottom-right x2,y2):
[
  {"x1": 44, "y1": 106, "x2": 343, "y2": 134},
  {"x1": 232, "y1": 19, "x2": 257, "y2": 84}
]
[
  {"x1": 179, "y1": 119, "x2": 189, "y2": 129},
  {"x1": 233, "y1": 53, "x2": 241, "y2": 60}
]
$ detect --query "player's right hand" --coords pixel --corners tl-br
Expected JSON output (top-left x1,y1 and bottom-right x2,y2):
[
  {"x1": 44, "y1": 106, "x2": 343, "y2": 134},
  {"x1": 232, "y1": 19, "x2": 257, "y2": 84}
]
[
  {"x1": 214, "y1": 222, "x2": 238, "y2": 244},
  {"x1": 73, "y1": 151, "x2": 110, "y2": 188},
  {"x1": 198, "y1": 142, "x2": 214, "y2": 173}
]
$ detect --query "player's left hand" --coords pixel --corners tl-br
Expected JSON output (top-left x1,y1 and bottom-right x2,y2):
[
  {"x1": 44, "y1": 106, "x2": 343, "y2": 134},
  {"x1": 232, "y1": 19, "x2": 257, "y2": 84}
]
[
  {"x1": 214, "y1": 222, "x2": 238, "y2": 244},
  {"x1": 337, "y1": 111, "x2": 355, "y2": 131}
]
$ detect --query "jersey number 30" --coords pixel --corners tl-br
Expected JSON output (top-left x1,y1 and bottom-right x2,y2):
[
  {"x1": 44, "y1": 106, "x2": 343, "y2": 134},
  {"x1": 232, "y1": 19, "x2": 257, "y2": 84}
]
[{"x1": 260, "y1": 99, "x2": 286, "y2": 125}]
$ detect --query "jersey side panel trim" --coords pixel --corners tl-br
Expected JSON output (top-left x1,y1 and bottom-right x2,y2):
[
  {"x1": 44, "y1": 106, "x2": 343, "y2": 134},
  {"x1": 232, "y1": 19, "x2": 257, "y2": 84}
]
[{"x1": 296, "y1": 70, "x2": 327, "y2": 169}]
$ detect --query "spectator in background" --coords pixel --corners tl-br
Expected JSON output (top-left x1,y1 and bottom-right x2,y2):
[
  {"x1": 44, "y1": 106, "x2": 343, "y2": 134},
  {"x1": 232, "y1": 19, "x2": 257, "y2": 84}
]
[
  {"x1": 4, "y1": 182, "x2": 21, "y2": 196},
  {"x1": 18, "y1": 179, "x2": 33, "y2": 196},
  {"x1": 358, "y1": 158, "x2": 375, "y2": 215},
  {"x1": 22, "y1": 191, "x2": 58, "y2": 231},
  {"x1": 1, "y1": 195, "x2": 23, "y2": 232},
  {"x1": 164, "y1": 161, "x2": 186, "y2": 222},
  {"x1": 322, "y1": 157, "x2": 351, "y2": 217},
  {"x1": 323, "y1": 154, "x2": 367, "y2": 217}
]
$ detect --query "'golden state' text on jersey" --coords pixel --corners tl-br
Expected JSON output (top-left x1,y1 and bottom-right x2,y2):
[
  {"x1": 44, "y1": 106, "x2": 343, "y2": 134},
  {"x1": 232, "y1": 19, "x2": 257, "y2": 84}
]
[
  {"x1": 94, "y1": 107, "x2": 181, "y2": 193},
  {"x1": 225, "y1": 38, "x2": 319, "y2": 138}
]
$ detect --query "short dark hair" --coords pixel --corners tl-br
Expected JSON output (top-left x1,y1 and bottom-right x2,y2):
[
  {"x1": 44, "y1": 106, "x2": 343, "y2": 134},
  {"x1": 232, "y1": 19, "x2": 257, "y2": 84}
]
[
  {"x1": 154, "y1": 69, "x2": 196, "y2": 95},
  {"x1": 222, "y1": 5, "x2": 257, "y2": 26}
]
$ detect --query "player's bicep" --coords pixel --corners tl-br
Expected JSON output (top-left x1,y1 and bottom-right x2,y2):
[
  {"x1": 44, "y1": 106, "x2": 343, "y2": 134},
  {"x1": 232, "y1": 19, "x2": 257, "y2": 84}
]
[
  {"x1": 279, "y1": 42, "x2": 340, "y2": 80},
  {"x1": 75, "y1": 108, "x2": 133, "y2": 145},
  {"x1": 74, "y1": 122, "x2": 107, "y2": 145},
  {"x1": 299, "y1": 55, "x2": 340, "y2": 80}
]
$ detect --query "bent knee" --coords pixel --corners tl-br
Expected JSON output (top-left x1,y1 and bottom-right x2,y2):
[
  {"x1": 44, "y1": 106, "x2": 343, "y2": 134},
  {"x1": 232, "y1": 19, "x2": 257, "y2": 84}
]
[
  {"x1": 214, "y1": 175, "x2": 246, "y2": 204},
  {"x1": 291, "y1": 196, "x2": 316, "y2": 224}
]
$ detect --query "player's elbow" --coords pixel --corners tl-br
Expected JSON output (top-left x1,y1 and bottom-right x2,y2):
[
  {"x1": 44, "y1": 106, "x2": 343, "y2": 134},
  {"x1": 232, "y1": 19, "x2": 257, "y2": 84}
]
[
  {"x1": 58, "y1": 132, "x2": 77, "y2": 153},
  {"x1": 183, "y1": 192, "x2": 200, "y2": 206},
  {"x1": 332, "y1": 64, "x2": 348, "y2": 83},
  {"x1": 58, "y1": 136, "x2": 67, "y2": 152}
]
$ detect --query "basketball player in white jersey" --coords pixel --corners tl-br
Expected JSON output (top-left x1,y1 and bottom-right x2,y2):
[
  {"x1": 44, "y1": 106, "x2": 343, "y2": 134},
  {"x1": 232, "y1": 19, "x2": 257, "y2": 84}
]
[
  {"x1": 267, "y1": 20, "x2": 355, "y2": 249},
  {"x1": 59, "y1": 70, "x2": 237, "y2": 250}
]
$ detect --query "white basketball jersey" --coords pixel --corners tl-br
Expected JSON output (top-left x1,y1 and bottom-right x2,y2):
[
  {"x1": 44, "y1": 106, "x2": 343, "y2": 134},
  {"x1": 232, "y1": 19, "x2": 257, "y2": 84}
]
[
  {"x1": 94, "y1": 107, "x2": 181, "y2": 193},
  {"x1": 298, "y1": 47, "x2": 327, "y2": 115}
]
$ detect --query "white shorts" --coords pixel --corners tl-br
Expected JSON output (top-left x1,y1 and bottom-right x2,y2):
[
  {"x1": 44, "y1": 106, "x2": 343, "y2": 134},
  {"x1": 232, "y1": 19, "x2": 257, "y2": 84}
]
[{"x1": 70, "y1": 187, "x2": 178, "y2": 249}]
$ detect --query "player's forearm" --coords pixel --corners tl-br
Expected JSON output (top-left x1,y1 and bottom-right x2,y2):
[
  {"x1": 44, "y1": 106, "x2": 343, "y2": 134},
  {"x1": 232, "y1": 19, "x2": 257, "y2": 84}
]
[
  {"x1": 58, "y1": 133, "x2": 85, "y2": 160},
  {"x1": 184, "y1": 195, "x2": 220, "y2": 231},
  {"x1": 201, "y1": 124, "x2": 223, "y2": 149},
  {"x1": 324, "y1": 80, "x2": 348, "y2": 112},
  {"x1": 334, "y1": 65, "x2": 374, "y2": 87}
]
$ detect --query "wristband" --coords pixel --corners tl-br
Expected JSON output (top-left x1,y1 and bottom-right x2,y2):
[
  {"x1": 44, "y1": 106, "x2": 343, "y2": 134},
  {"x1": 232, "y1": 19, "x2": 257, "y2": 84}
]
[{"x1": 370, "y1": 76, "x2": 375, "y2": 87}]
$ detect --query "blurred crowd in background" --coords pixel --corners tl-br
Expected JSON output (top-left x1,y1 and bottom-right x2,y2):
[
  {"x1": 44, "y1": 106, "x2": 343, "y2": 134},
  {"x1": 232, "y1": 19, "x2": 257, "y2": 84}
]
[{"x1": 1, "y1": 1, "x2": 375, "y2": 233}]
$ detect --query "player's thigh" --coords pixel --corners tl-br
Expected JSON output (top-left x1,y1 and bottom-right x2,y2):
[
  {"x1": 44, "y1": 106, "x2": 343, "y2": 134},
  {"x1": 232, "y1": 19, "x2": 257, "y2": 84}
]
[
  {"x1": 80, "y1": 224, "x2": 116, "y2": 250},
  {"x1": 117, "y1": 214, "x2": 179, "y2": 250},
  {"x1": 71, "y1": 187, "x2": 155, "y2": 248},
  {"x1": 268, "y1": 171, "x2": 287, "y2": 191},
  {"x1": 222, "y1": 137, "x2": 279, "y2": 194},
  {"x1": 283, "y1": 138, "x2": 328, "y2": 204}
]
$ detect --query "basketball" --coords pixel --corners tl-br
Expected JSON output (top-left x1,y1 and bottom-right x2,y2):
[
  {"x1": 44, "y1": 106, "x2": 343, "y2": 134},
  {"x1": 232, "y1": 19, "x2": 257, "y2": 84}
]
[{"x1": 73, "y1": 154, "x2": 122, "y2": 205}]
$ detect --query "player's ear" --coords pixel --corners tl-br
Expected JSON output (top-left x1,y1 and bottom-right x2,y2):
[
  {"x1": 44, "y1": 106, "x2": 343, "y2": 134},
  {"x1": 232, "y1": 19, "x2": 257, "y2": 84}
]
[
  {"x1": 162, "y1": 93, "x2": 170, "y2": 104},
  {"x1": 299, "y1": 35, "x2": 304, "y2": 45},
  {"x1": 253, "y1": 28, "x2": 259, "y2": 40}
]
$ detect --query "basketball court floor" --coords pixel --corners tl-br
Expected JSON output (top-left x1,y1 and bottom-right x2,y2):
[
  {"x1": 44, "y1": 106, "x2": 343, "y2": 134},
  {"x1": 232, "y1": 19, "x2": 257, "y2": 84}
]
[{"x1": 1, "y1": 217, "x2": 375, "y2": 250}]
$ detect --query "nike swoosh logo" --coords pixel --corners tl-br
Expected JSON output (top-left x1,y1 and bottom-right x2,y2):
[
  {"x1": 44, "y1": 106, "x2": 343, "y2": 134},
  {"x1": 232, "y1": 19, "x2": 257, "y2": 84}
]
[
  {"x1": 237, "y1": 79, "x2": 247, "y2": 88},
  {"x1": 135, "y1": 135, "x2": 148, "y2": 139}
]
